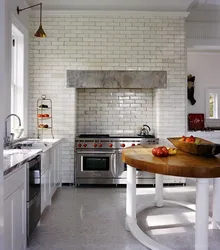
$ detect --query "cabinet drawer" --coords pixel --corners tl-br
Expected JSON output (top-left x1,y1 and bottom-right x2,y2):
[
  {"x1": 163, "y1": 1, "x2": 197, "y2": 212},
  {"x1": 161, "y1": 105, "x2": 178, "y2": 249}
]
[{"x1": 4, "y1": 165, "x2": 26, "y2": 200}]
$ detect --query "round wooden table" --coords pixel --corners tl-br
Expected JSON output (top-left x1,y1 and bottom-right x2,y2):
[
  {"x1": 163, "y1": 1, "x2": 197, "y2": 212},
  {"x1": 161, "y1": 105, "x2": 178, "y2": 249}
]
[{"x1": 122, "y1": 145, "x2": 220, "y2": 250}]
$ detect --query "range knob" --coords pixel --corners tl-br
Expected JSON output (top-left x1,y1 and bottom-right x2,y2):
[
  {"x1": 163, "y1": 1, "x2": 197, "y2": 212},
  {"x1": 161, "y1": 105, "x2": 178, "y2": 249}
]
[
  {"x1": 78, "y1": 143, "x2": 82, "y2": 148},
  {"x1": 121, "y1": 143, "x2": 125, "y2": 148},
  {"x1": 83, "y1": 143, "x2": 87, "y2": 148},
  {"x1": 98, "y1": 143, "x2": 102, "y2": 148},
  {"x1": 132, "y1": 143, "x2": 135, "y2": 147},
  {"x1": 109, "y1": 143, "x2": 113, "y2": 148},
  {"x1": 93, "y1": 143, "x2": 97, "y2": 148}
]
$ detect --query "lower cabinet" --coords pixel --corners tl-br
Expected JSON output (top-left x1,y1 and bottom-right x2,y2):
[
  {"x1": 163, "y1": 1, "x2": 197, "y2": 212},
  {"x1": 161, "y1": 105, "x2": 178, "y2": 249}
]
[
  {"x1": 41, "y1": 166, "x2": 51, "y2": 213},
  {"x1": 41, "y1": 142, "x2": 61, "y2": 213},
  {"x1": 4, "y1": 166, "x2": 26, "y2": 250},
  {"x1": 51, "y1": 144, "x2": 61, "y2": 196}
]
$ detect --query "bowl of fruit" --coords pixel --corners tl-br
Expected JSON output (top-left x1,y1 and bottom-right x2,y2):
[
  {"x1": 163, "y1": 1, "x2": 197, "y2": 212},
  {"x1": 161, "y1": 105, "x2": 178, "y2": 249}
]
[
  {"x1": 152, "y1": 146, "x2": 177, "y2": 157},
  {"x1": 167, "y1": 136, "x2": 220, "y2": 156}
]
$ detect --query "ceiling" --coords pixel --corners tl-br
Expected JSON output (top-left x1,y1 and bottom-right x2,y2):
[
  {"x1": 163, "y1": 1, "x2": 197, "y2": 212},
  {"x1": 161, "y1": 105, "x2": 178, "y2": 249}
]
[
  {"x1": 27, "y1": 0, "x2": 194, "y2": 11},
  {"x1": 26, "y1": 0, "x2": 220, "y2": 12}
]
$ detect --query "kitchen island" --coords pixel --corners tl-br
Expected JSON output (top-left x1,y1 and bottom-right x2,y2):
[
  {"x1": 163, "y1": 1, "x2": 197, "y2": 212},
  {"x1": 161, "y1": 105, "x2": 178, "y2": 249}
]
[{"x1": 122, "y1": 145, "x2": 220, "y2": 250}]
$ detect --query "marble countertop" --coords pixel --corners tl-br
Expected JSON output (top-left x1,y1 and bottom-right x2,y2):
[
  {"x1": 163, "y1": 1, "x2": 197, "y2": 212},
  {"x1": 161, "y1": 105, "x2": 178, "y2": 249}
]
[
  {"x1": 4, "y1": 149, "x2": 42, "y2": 178},
  {"x1": 4, "y1": 138, "x2": 63, "y2": 178}
]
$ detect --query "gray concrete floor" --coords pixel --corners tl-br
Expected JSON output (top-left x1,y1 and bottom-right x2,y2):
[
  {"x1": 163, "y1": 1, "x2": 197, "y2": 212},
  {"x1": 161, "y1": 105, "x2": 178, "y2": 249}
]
[{"x1": 27, "y1": 182, "x2": 220, "y2": 250}]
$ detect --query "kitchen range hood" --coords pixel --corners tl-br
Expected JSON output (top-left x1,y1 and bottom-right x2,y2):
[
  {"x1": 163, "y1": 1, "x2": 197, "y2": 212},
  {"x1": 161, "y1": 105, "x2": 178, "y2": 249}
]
[{"x1": 66, "y1": 70, "x2": 167, "y2": 89}]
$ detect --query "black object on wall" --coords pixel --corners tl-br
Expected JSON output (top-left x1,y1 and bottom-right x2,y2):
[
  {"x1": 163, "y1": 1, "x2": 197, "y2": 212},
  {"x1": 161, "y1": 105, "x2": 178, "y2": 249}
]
[{"x1": 187, "y1": 74, "x2": 196, "y2": 105}]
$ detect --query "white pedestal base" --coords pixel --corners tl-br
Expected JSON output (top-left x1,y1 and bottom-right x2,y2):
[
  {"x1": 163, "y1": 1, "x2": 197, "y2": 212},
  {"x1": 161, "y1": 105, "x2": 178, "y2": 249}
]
[
  {"x1": 125, "y1": 165, "x2": 218, "y2": 250},
  {"x1": 212, "y1": 178, "x2": 220, "y2": 230}
]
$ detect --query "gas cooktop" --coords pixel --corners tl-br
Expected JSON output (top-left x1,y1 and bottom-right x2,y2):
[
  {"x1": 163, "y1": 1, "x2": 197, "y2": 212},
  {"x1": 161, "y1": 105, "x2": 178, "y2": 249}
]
[
  {"x1": 78, "y1": 134, "x2": 110, "y2": 138},
  {"x1": 111, "y1": 135, "x2": 155, "y2": 138},
  {"x1": 78, "y1": 134, "x2": 155, "y2": 138}
]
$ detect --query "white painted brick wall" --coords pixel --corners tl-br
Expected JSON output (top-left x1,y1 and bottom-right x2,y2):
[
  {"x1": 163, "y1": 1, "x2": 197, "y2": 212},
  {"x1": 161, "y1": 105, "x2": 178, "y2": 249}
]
[
  {"x1": 77, "y1": 88, "x2": 153, "y2": 135},
  {"x1": 29, "y1": 13, "x2": 187, "y2": 183}
]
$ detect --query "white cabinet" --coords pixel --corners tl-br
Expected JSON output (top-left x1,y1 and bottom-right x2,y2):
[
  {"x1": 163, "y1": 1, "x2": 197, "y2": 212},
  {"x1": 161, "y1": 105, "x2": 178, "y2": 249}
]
[
  {"x1": 41, "y1": 149, "x2": 51, "y2": 213},
  {"x1": 51, "y1": 144, "x2": 61, "y2": 196},
  {"x1": 4, "y1": 166, "x2": 26, "y2": 250},
  {"x1": 41, "y1": 142, "x2": 61, "y2": 213},
  {"x1": 41, "y1": 167, "x2": 51, "y2": 213}
]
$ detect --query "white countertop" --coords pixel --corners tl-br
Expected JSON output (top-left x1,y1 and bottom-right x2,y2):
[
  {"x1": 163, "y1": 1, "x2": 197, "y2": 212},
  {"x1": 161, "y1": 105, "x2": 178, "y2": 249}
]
[
  {"x1": 3, "y1": 138, "x2": 63, "y2": 177},
  {"x1": 4, "y1": 149, "x2": 42, "y2": 178}
]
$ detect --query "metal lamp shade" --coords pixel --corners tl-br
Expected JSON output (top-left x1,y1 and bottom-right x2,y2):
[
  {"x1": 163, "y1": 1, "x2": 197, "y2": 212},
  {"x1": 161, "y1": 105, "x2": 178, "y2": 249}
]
[
  {"x1": 34, "y1": 24, "x2": 47, "y2": 38},
  {"x1": 17, "y1": 3, "x2": 47, "y2": 38}
]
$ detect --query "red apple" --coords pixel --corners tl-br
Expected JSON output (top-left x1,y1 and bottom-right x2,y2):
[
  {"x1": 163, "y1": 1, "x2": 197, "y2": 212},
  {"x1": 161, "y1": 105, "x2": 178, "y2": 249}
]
[
  {"x1": 162, "y1": 148, "x2": 169, "y2": 156},
  {"x1": 185, "y1": 137, "x2": 191, "y2": 143},
  {"x1": 152, "y1": 146, "x2": 169, "y2": 157},
  {"x1": 189, "y1": 135, "x2": 195, "y2": 142},
  {"x1": 179, "y1": 136, "x2": 186, "y2": 142},
  {"x1": 157, "y1": 148, "x2": 164, "y2": 157},
  {"x1": 152, "y1": 148, "x2": 158, "y2": 156}
]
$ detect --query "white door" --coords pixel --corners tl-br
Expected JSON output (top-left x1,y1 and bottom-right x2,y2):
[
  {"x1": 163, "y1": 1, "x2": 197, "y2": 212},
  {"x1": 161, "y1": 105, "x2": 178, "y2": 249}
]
[
  {"x1": 4, "y1": 184, "x2": 26, "y2": 250},
  {"x1": 13, "y1": 184, "x2": 26, "y2": 250},
  {"x1": 4, "y1": 196, "x2": 13, "y2": 250}
]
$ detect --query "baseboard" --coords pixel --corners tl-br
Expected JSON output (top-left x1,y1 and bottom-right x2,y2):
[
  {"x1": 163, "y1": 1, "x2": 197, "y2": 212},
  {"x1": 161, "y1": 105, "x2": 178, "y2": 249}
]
[{"x1": 62, "y1": 183, "x2": 74, "y2": 186}]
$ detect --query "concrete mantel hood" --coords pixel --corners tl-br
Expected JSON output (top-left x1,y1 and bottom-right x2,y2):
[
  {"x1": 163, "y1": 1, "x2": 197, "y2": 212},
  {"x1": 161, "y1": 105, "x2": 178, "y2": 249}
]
[{"x1": 66, "y1": 70, "x2": 167, "y2": 89}]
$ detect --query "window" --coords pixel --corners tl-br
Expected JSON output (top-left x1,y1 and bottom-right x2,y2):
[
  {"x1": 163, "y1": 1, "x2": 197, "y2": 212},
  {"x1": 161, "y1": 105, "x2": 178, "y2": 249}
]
[
  {"x1": 11, "y1": 24, "x2": 24, "y2": 137},
  {"x1": 206, "y1": 89, "x2": 219, "y2": 119}
]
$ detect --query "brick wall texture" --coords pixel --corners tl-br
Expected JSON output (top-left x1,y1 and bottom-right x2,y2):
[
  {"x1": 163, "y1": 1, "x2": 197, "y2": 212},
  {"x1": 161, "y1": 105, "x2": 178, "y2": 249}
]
[{"x1": 29, "y1": 13, "x2": 187, "y2": 183}]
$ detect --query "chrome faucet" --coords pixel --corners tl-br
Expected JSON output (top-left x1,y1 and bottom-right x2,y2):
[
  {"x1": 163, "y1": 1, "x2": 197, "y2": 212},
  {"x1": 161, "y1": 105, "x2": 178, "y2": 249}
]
[{"x1": 4, "y1": 114, "x2": 21, "y2": 148}]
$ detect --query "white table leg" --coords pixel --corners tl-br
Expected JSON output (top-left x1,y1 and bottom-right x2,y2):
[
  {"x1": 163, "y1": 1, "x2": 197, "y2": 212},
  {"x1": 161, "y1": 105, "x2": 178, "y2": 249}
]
[
  {"x1": 155, "y1": 174, "x2": 163, "y2": 207},
  {"x1": 212, "y1": 178, "x2": 220, "y2": 229},
  {"x1": 125, "y1": 165, "x2": 136, "y2": 231},
  {"x1": 195, "y1": 178, "x2": 209, "y2": 250}
]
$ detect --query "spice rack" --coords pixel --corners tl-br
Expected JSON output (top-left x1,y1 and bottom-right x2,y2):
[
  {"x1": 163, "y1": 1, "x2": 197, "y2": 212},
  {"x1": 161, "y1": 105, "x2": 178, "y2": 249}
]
[{"x1": 37, "y1": 94, "x2": 54, "y2": 139}]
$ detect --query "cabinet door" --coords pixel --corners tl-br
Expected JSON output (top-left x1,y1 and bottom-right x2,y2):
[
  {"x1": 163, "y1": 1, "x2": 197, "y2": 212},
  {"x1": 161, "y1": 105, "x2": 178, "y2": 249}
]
[
  {"x1": 13, "y1": 184, "x2": 26, "y2": 250},
  {"x1": 57, "y1": 144, "x2": 61, "y2": 185},
  {"x1": 48, "y1": 165, "x2": 52, "y2": 199},
  {"x1": 54, "y1": 144, "x2": 61, "y2": 187},
  {"x1": 41, "y1": 167, "x2": 51, "y2": 212},
  {"x1": 4, "y1": 184, "x2": 26, "y2": 250},
  {"x1": 46, "y1": 167, "x2": 51, "y2": 206},
  {"x1": 41, "y1": 172, "x2": 46, "y2": 213},
  {"x1": 54, "y1": 145, "x2": 59, "y2": 187},
  {"x1": 4, "y1": 196, "x2": 13, "y2": 250},
  {"x1": 51, "y1": 146, "x2": 57, "y2": 195}
]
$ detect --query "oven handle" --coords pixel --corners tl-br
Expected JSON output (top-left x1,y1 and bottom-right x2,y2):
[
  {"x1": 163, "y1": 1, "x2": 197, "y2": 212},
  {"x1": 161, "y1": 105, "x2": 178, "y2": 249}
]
[
  {"x1": 77, "y1": 151, "x2": 116, "y2": 154},
  {"x1": 28, "y1": 155, "x2": 41, "y2": 169},
  {"x1": 116, "y1": 149, "x2": 126, "y2": 176},
  {"x1": 27, "y1": 191, "x2": 40, "y2": 208}
]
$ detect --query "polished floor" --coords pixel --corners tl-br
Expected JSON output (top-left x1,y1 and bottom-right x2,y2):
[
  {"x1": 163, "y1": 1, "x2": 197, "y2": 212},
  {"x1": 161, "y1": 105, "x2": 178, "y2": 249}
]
[{"x1": 28, "y1": 181, "x2": 220, "y2": 250}]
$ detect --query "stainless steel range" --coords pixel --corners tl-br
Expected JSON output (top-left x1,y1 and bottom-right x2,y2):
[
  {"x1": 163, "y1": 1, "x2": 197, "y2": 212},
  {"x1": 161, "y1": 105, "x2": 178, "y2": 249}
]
[{"x1": 75, "y1": 134, "x2": 159, "y2": 185}]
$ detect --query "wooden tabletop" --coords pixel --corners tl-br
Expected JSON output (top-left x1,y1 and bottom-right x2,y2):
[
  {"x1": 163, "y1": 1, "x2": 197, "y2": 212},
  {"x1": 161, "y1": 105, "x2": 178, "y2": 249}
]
[{"x1": 122, "y1": 145, "x2": 220, "y2": 178}]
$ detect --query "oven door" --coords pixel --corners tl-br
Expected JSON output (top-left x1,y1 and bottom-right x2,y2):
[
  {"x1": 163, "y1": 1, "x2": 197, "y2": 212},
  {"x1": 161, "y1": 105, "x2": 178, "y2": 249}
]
[
  {"x1": 76, "y1": 150, "x2": 116, "y2": 178},
  {"x1": 117, "y1": 150, "x2": 154, "y2": 179}
]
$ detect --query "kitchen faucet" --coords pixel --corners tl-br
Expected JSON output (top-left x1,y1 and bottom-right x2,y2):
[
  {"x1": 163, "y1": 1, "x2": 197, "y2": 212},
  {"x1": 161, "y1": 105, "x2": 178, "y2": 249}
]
[{"x1": 4, "y1": 114, "x2": 21, "y2": 148}]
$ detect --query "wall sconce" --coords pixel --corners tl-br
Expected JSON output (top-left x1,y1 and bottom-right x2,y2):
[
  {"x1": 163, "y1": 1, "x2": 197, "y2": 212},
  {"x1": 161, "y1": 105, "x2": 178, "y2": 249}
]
[{"x1": 17, "y1": 3, "x2": 47, "y2": 38}]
